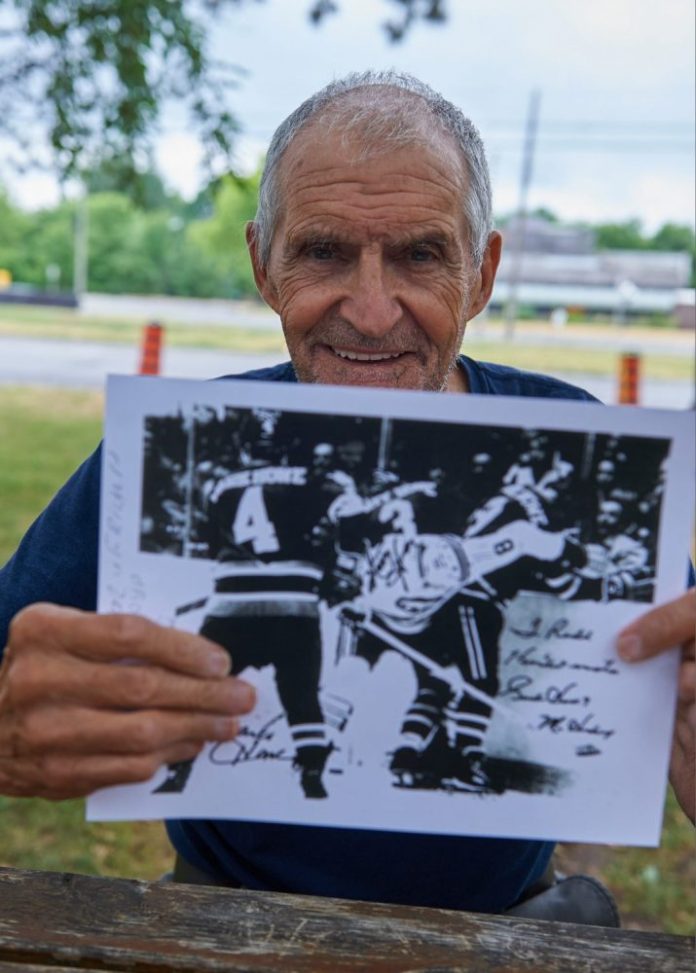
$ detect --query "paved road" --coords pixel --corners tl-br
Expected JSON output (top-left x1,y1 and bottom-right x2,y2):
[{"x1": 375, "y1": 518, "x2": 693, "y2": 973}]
[
  {"x1": 0, "y1": 336, "x2": 281, "y2": 387},
  {"x1": 1, "y1": 335, "x2": 692, "y2": 408}
]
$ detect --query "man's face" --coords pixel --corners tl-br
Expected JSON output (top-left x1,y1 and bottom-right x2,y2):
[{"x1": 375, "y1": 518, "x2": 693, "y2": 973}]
[
  {"x1": 337, "y1": 440, "x2": 365, "y2": 472},
  {"x1": 598, "y1": 500, "x2": 622, "y2": 529},
  {"x1": 248, "y1": 129, "x2": 500, "y2": 392},
  {"x1": 312, "y1": 443, "x2": 334, "y2": 471}
]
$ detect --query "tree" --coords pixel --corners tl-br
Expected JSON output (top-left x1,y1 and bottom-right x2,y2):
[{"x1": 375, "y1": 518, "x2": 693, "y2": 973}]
[
  {"x1": 649, "y1": 223, "x2": 695, "y2": 254},
  {"x1": 83, "y1": 152, "x2": 181, "y2": 211},
  {"x1": 0, "y1": 193, "x2": 33, "y2": 280},
  {"x1": 581, "y1": 218, "x2": 695, "y2": 285},
  {"x1": 309, "y1": 0, "x2": 447, "y2": 42},
  {"x1": 0, "y1": 194, "x2": 75, "y2": 288},
  {"x1": 650, "y1": 223, "x2": 696, "y2": 287},
  {"x1": 530, "y1": 207, "x2": 559, "y2": 224},
  {"x1": 188, "y1": 171, "x2": 261, "y2": 297},
  {"x1": 595, "y1": 220, "x2": 647, "y2": 251},
  {"x1": 0, "y1": 0, "x2": 247, "y2": 184},
  {"x1": 0, "y1": 1, "x2": 449, "y2": 186},
  {"x1": 83, "y1": 192, "x2": 232, "y2": 296}
]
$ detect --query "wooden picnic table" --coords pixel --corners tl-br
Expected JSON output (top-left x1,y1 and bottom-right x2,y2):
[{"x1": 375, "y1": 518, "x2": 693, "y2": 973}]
[{"x1": 0, "y1": 866, "x2": 693, "y2": 972}]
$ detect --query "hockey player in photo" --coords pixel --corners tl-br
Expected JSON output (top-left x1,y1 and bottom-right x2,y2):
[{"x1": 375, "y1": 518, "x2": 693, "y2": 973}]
[
  {"x1": 336, "y1": 506, "x2": 587, "y2": 793},
  {"x1": 155, "y1": 414, "x2": 355, "y2": 800},
  {"x1": 464, "y1": 439, "x2": 574, "y2": 538},
  {"x1": 563, "y1": 495, "x2": 654, "y2": 603}
]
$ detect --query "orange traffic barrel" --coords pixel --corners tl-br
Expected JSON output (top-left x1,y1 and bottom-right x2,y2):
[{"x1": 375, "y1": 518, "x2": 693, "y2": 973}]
[
  {"x1": 618, "y1": 352, "x2": 641, "y2": 405},
  {"x1": 138, "y1": 322, "x2": 163, "y2": 375}
]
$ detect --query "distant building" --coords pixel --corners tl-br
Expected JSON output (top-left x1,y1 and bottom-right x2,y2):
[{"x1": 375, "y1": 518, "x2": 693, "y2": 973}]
[
  {"x1": 491, "y1": 217, "x2": 692, "y2": 316},
  {"x1": 501, "y1": 216, "x2": 595, "y2": 255}
]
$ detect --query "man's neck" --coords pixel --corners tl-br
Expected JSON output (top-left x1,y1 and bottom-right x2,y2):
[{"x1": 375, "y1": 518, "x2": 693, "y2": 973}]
[{"x1": 446, "y1": 361, "x2": 468, "y2": 393}]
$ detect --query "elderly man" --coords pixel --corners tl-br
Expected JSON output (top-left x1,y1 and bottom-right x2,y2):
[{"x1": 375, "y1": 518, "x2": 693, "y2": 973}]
[{"x1": 0, "y1": 72, "x2": 693, "y2": 916}]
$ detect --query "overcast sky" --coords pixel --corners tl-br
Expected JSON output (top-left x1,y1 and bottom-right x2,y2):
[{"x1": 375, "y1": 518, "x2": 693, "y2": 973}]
[{"x1": 4, "y1": 0, "x2": 694, "y2": 231}]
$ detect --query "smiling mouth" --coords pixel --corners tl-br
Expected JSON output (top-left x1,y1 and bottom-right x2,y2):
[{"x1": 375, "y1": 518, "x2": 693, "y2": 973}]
[{"x1": 331, "y1": 348, "x2": 404, "y2": 362}]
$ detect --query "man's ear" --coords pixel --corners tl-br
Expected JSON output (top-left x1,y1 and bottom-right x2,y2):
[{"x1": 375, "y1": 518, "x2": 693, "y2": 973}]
[
  {"x1": 246, "y1": 222, "x2": 279, "y2": 313},
  {"x1": 467, "y1": 230, "x2": 502, "y2": 319}
]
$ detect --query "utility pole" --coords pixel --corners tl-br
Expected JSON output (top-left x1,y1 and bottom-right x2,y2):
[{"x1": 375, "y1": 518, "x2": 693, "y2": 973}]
[
  {"x1": 73, "y1": 188, "x2": 89, "y2": 301},
  {"x1": 504, "y1": 89, "x2": 541, "y2": 340}
]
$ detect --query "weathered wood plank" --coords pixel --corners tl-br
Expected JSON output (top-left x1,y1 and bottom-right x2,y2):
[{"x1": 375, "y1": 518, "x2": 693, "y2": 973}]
[
  {"x1": 0, "y1": 867, "x2": 693, "y2": 973},
  {"x1": 0, "y1": 964, "x2": 108, "y2": 972}
]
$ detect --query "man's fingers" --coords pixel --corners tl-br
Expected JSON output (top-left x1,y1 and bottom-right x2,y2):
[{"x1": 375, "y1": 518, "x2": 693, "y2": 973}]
[
  {"x1": 617, "y1": 590, "x2": 696, "y2": 662},
  {"x1": 678, "y1": 660, "x2": 696, "y2": 701},
  {"x1": 6, "y1": 705, "x2": 241, "y2": 756},
  {"x1": 6, "y1": 651, "x2": 255, "y2": 714},
  {"x1": 5, "y1": 742, "x2": 206, "y2": 800},
  {"x1": 10, "y1": 604, "x2": 232, "y2": 677},
  {"x1": 0, "y1": 604, "x2": 257, "y2": 800}
]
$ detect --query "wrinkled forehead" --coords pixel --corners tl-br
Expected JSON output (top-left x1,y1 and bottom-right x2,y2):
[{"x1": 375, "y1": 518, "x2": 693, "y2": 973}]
[{"x1": 275, "y1": 90, "x2": 466, "y2": 202}]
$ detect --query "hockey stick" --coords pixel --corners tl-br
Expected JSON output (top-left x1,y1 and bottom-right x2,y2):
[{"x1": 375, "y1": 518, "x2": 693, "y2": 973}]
[{"x1": 347, "y1": 610, "x2": 519, "y2": 719}]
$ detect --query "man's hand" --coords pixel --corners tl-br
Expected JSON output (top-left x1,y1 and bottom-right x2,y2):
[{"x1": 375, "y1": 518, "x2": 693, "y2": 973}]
[
  {"x1": 0, "y1": 603, "x2": 256, "y2": 800},
  {"x1": 617, "y1": 590, "x2": 695, "y2": 824}
]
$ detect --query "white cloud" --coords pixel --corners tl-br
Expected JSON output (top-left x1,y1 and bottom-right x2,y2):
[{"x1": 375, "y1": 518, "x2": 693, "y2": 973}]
[{"x1": 154, "y1": 133, "x2": 205, "y2": 198}]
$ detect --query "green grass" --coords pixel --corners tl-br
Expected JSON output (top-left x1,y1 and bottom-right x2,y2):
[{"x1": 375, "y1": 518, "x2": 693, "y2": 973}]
[
  {"x1": 0, "y1": 386, "x2": 693, "y2": 929},
  {"x1": 461, "y1": 341, "x2": 693, "y2": 381},
  {"x1": 0, "y1": 303, "x2": 692, "y2": 381},
  {"x1": 603, "y1": 791, "x2": 696, "y2": 934},
  {"x1": 0, "y1": 386, "x2": 173, "y2": 880},
  {"x1": 0, "y1": 303, "x2": 286, "y2": 354},
  {"x1": 556, "y1": 789, "x2": 695, "y2": 935},
  {"x1": 0, "y1": 387, "x2": 104, "y2": 564},
  {"x1": 0, "y1": 795, "x2": 173, "y2": 880}
]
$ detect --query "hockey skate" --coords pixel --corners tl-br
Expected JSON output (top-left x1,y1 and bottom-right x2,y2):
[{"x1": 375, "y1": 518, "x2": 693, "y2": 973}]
[
  {"x1": 293, "y1": 744, "x2": 331, "y2": 799},
  {"x1": 441, "y1": 751, "x2": 498, "y2": 794},
  {"x1": 389, "y1": 728, "x2": 451, "y2": 790}
]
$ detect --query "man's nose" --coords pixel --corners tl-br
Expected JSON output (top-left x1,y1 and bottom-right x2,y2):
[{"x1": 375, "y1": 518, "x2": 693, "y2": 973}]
[{"x1": 339, "y1": 251, "x2": 402, "y2": 338}]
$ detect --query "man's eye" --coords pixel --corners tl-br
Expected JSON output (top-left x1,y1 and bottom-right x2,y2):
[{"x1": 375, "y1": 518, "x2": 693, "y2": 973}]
[
  {"x1": 409, "y1": 246, "x2": 437, "y2": 263},
  {"x1": 307, "y1": 243, "x2": 336, "y2": 260}
]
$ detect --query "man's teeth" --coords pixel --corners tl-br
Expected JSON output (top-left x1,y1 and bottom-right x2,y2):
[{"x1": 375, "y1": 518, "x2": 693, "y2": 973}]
[{"x1": 333, "y1": 349, "x2": 402, "y2": 362}]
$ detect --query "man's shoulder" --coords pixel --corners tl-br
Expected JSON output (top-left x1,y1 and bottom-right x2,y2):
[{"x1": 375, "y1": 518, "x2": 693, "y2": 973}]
[
  {"x1": 460, "y1": 356, "x2": 599, "y2": 402},
  {"x1": 216, "y1": 356, "x2": 596, "y2": 402},
  {"x1": 218, "y1": 361, "x2": 297, "y2": 383}
]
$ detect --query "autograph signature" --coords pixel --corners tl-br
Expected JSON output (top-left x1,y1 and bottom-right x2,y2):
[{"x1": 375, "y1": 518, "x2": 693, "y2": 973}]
[
  {"x1": 536, "y1": 712, "x2": 615, "y2": 740},
  {"x1": 209, "y1": 714, "x2": 292, "y2": 767}
]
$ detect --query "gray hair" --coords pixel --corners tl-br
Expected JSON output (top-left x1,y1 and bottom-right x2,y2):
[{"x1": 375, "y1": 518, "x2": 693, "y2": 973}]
[{"x1": 253, "y1": 70, "x2": 493, "y2": 269}]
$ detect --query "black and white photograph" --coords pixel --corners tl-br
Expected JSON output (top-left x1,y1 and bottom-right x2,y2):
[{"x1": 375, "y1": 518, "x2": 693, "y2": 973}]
[{"x1": 91, "y1": 375, "x2": 694, "y2": 845}]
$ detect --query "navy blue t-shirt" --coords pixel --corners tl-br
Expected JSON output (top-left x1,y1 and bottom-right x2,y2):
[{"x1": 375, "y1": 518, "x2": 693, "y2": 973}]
[{"x1": 0, "y1": 356, "x2": 602, "y2": 912}]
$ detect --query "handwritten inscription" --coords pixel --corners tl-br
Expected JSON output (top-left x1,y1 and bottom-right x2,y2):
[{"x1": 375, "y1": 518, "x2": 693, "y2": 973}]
[
  {"x1": 536, "y1": 712, "x2": 615, "y2": 740},
  {"x1": 502, "y1": 602, "x2": 618, "y2": 761},
  {"x1": 500, "y1": 675, "x2": 590, "y2": 706},
  {"x1": 510, "y1": 616, "x2": 592, "y2": 641},
  {"x1": 103, "y1": 449, "x2": 125, "y2": 612},
  {"x1": 209, "y1": 714, "x2": 291, "y2": 767},
  {"x1": 504, "y1": 645, "x2": 619, "y2": 677},
  {"x1": 103, "y1": 449, "x2": 147, "y2": 615}
]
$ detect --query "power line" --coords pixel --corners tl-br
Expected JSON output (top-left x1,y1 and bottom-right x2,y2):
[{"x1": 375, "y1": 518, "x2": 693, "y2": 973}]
[
  {"x1": 156, "y1": 124, "x2": 694, "y2": 154},
  {"x1": 483, "y1": 120, "x2": 694, "y2": 129}
]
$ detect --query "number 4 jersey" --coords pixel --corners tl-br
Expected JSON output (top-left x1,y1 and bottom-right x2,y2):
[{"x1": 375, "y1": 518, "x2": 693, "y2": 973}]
[{"x1": 201, "y1": 463, "x2": 345, "y2": 619}]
